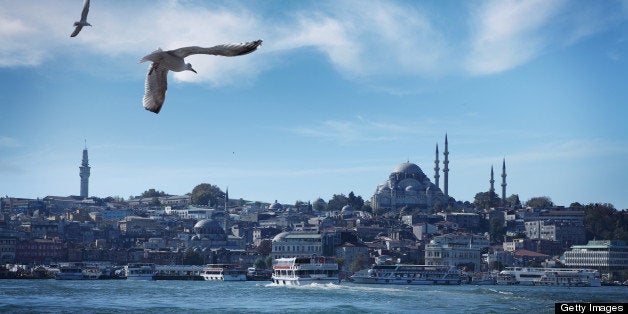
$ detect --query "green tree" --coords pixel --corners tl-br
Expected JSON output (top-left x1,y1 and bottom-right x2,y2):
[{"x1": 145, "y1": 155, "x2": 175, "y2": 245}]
[
  {"x1": 348, "y1": 191, "x2": 364, "y2": 209},
  {"x1": 190, "y1": 183, "x2": 225, "y2": 206},
  {"x1": 349, "y1": 254, "x2": 369, "y2": 273},
  {"x1": 489, "y1": 218, "x2": 505, "y2": 244},
  {"x1": 141, "y1": 188, "x2": 168, "y2": 198},
  {"x1": 313, "y1": 198, "x2": 326, "y2": 211},
  {"x1": 524, "y1": 196, "x2": 554, "y2": 208},
  {"x1": 327, "y1": 194, "x2": 349, "y2": 212},
  {"x1": 505, "y1": 194, "x2": 522, "y2": 208},
  {"x1": 254, "y1": 257, "x2": 267, "y2": 270},
  {"x1": 473, "y1": 191, "x2": 500, "y2": 209}
]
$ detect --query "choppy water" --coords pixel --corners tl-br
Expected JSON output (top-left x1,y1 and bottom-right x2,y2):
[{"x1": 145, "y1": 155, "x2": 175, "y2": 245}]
[{"x1": 0, "y1": 280, "x2": 625, "y2": 313}]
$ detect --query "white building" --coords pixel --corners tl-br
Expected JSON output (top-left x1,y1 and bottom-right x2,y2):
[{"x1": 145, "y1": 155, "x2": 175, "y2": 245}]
[
  {"x1": 424, "y1": 233, "x2": 489, "y2": 271},
  {"x1": 563, "y1": 240, "x2": 628, "y2": 272},
  {"x1": 271, "y1": 232, "x2": 323, "y2": 259}
]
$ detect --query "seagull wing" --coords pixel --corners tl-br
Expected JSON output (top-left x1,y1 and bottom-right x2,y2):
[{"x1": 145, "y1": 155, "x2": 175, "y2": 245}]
[
  {"x1": 80, "y1": 0, "x2": 90, "y2": 22},
  {"x1": 70, "y1": 25, "x2": 83, "y2": 37},
  {"x1": 143, "y1": 63, "x2": 169, "y2": 114},
  {"x1": 170, "y1": 40, "x2": 262, "y2": 58}
]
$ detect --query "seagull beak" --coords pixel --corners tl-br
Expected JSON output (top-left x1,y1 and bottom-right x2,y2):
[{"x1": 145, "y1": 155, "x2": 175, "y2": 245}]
[{"x1": 191, "y1": 68, "x2": 197, "y2": 74}]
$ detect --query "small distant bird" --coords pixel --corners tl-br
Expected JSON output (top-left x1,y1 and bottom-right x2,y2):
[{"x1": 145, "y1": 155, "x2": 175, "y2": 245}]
[
  {"x1": 139, "y1": 40, "x2": 262, "y2": 114},
  {"x1": 70, "y1": 0, "x2": 91, "y2": 37}
]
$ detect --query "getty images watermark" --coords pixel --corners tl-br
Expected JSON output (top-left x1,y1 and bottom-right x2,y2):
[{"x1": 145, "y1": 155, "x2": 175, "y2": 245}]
[{"x1": 555, "y1": 303, "x2": 626, "y2": 313}]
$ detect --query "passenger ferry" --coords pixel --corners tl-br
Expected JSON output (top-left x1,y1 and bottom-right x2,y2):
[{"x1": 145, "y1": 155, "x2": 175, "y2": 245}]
[
  {"x1": 350, "y1": 264, "x2": 464, "y2": 285},
  {"x1": 55, "y1": 262, "x2": 101, "y2": 280},
  {"x1": 154, "y1": 265, "x2": 204, "y2": 280},
  {"x1": 496, "y1": 267, "x2": 601, "y2": 287},
  {"x1": 272, "y1": 256, "x2": 339, "y2": 285},
  {"x1": 201, "y1": 264, "x2": 247, "y2": 281},
  {"x1": 125, "y1": 263, "x2": 155, "y2": 280}
]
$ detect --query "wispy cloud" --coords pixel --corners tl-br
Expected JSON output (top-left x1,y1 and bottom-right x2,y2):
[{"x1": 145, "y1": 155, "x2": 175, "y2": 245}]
[
  {"x1": 0, "y1": 136, "x2": 21, "y2": 148},
  {"x1": 289, "y1": 115, "x2": 435, "y2": 145},
  {"x1": 465, "y1": 0, "x2": 566, "y2": 75},
  {"x1": 465, "y1": 0, "x2": 627, "y2": 75},
  {"x1": 1, "y1": 0, "x2": 625, "y2": 84}
]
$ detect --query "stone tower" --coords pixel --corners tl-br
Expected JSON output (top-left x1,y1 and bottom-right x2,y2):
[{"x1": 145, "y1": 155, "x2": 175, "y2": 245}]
[
  {"x1": 443, "y1": 134, "x2": 449, "y2": 199},
  {"x1": 501, "y1": 159, "x2": 507, "y2": 206},
  {"x1": 79, "y1": 141, "x2": 90, "y2": 199},
  {"x1": 434, "y1": 143, "x2": 440, "y2": 189},
  {"x1": 489, "y1": 165, "x2": 495, "y2": 194}
]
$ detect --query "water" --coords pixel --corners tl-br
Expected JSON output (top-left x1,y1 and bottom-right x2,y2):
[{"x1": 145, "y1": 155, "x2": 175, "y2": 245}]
[{"x1": 0, "y1": 280, "x2": 625, "y2": 313}]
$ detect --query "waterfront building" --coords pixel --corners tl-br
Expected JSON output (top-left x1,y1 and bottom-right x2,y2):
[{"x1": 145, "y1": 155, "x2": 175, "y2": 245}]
[
  {"x1": 563, "y1": 240, "x2": 628, "y2": 278},
  {"x1": 424, "y1": 233, "x2": 487, "y2": 271},
  {"x1": 271, "y1": 232, "x2": 324, "y2": 259}
]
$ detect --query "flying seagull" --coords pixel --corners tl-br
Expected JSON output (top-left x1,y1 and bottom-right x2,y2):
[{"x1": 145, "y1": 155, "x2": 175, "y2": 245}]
[
  {"x1": 70, "y1": 0, "x2": 91, "y2": 37},
  {"x1": 139, "y1": 40, "x2": 262, "y2": 114}
]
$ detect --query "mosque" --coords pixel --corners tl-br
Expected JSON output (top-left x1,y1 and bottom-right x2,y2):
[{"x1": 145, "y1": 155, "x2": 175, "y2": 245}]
[{"x1": 371, "y1": 135, "x2": 452, "y2": 211}]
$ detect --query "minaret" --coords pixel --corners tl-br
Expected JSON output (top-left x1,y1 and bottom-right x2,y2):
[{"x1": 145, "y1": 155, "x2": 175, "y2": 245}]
[
  {"x1": 443, "y1": 134, "x2": 449, "y2": 199},
  {"x1": 501, "y1": 159, "x2": 507, "y2": 206},
  {"x1": 489, "y1": 165, "x2": 495, "y2": 194},
  {"x1": 434, "y1": 143, "x2": 440, "y2": 189},
  {"x1": 79, "y1": 140, "x2": 90, "y2": 198}
]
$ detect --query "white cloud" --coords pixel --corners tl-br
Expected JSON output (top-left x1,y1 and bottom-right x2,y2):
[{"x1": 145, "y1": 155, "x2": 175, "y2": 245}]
[
  {"x1": 1, "y1": 0, "x2": 625, "y2": 83},
  {"x1": 290, "y1": 116, "x2": 434, "y2": 145},
  {"x1": 465, "y1": 0, "x2": 566, "y2": 75}
]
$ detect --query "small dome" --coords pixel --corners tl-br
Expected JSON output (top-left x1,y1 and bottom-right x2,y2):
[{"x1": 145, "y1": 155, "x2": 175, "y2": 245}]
[
  {"x1": 272, "y1": 231, "x2": 289, "y2": 242},
  {"x1": 269, "y1": 201, "x2": 283, "y2": 210},
  {"x1": 194, "y1": 219, "x2": 224, "y2": 235},
  {"x1": 341, "y1": 205, "x2": 353, "y2": 213}
]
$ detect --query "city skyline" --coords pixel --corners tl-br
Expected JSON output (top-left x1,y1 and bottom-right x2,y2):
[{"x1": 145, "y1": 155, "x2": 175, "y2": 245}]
[{"x1": 1, "y1": 0, "x2": 627, "y2": 209}]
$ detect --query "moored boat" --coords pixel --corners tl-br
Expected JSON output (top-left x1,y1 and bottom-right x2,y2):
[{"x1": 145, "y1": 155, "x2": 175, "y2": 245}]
[
  {"x1": 125, "y1": 263, "x2": 155, "y2": 280},
  {"x1": 350, "y1": 264, "x2": 464, "y2": 285},
  {"x1": 201, "y1": 264, "x2": 247, "y2": 281},
  {"x1": 272, "y1": 256, "x2": 339, "y2": 286},
  {"x1": 496, "y1": 267, "x2": 601, "y2": 287}
]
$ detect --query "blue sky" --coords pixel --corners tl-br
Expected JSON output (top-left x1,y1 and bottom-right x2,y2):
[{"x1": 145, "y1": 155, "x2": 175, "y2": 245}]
[{"x1": 1, "y1": 0, "x2": 627, "y2": 209}]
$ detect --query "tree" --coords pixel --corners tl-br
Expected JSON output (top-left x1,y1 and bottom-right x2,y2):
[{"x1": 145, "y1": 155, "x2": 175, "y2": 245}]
[
  {"x1": 524, "y1": 196, "x2": 554, "y2": 208},
  {"x1": 327, "y1": 194, "x2": 349, "y2": 212},
  {"x1": 349, "y1": 254, "x2": 369, "y2": 273},
  {"x1": 348, "y1": 191, "x2": 364, "y2": 210},
  {"x1": 141, "y1": 188, "x2": 168, "y2": 198},
  {"x1": 489, "y1": 218, "x2": 505, "y2": 244},
  {"x1": 313, "y1": 198, "x2": 326, "y2": 211},
  {"x1": 473, "y1": 191, "x2": 500, "y2": 209},
  {"x1": 254, "y1": 257, "x2": 267, "y2": 270},
  {"x1": 190, "y1": 183, "x2": 225, "y2": 206},
  {"x1": 505, "y1": 194, "x2": 522, "y2": 208}
]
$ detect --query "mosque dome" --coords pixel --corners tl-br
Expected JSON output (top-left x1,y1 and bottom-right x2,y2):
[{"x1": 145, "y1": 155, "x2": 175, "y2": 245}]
[
  {"x1": 393, "y1": 162, "x2": 423, "y2": 175},
  {"x1": 194, "y1": 219, "x2": 224, "y2": 235},
  {"x1": 269, "y1": 201, "x2": 283, "y2": 211},
  {"x1": 272, "y1": 231, "x2": 290, "y2": 242}
]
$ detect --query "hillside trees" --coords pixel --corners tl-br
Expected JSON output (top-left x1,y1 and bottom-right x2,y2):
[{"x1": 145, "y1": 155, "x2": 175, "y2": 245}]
[{"x1": 190, "y1": 183, "x2": 225, "y2": 206}]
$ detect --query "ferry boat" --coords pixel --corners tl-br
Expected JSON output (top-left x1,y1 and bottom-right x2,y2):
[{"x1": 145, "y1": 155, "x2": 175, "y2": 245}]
[
  {"x1": 201, "y1": 264, "x2": 247, "y2": 281},
  {"x1": 246, "y1": 267, "x2": 272, "y2": 281},
  {"x1": 496, "y1": 267, "x2": 601, "y2": 287},
  {"x1": 272, "y1": 256, "x2": 339, "y2": 286},
  {"x1": 56, "y1": 263, "x2": 87, "y2": 280},
  {"x1": 125, "y1": 263, "x2": 155, "y2": 280},
  {"x1": 350, "y1": 264, "x2": 464, "y2": 285},
  {"x1": 55, "y1": 263, "x2": 100, "y2": 280},
  {"x1": 154, "y1": 265, "x2": 204, "y2": 281}
]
